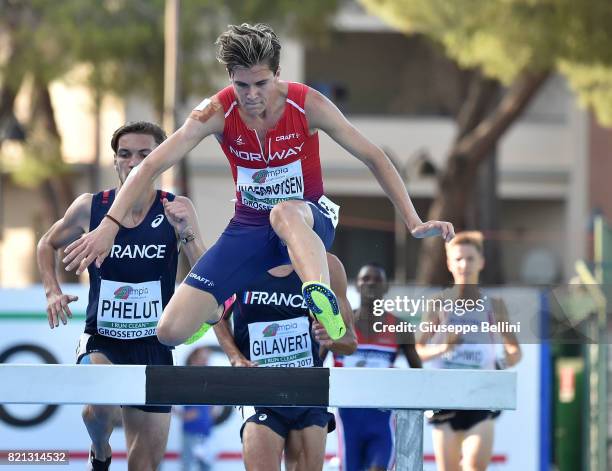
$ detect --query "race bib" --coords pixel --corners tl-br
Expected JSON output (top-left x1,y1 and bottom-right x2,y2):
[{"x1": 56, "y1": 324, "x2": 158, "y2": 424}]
[
  {"x1": 341, "y1": 346, "x2": 396, "y2": 368},
  {"x1": 97, "y1": 279, "x2": 163, "y2": 340},
  {"x1": 236, "y1": 161, "x2": 304, "y2": 211},
  {"x1": 439, "y1": 344, "x2": 494, "y2": 370},
  {"x1": 248, "y1": 317, "x2": 313, "y2": 367},
  {"x1": 317, "y1": 195, "x2": 340, "y2": 228}
]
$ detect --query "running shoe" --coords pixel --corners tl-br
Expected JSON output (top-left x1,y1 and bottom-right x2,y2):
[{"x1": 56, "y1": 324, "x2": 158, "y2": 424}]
[
  {"x1": 88, "y1": 448, "x2": 111, "y2": 471},
  {"x1": 183, "y1": 322, "x2": 211, "y2": 345},
  {"x1": 302, "y1": 281, "x2": 345, "y2": 340},
  {"x1": 183, "y1": 294, "x2": 236, "y2": 345}
]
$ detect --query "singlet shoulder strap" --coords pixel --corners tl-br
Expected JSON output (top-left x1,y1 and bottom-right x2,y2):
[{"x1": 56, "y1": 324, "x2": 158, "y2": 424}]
[
  {"x1": 158, "y1": 190, "x2": 176, "y2": 202},
  {"x1": 101, "y1": 189, "x2": 113, "y2": 205},
  {"x1": 216, "y1": 86, "x2": 238, "y2": 117},
  {"x1": 285, "y1": 82, "x2": 307, "y2": 114}
]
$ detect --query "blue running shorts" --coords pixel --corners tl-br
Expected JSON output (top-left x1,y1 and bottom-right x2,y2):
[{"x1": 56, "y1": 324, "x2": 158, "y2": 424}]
[
  {"x1": 184, "y1": 201, "x2": 335, "y2": 304},
  {"x1": 240, "y1": 406, "x2": 336, "y2": 440}
]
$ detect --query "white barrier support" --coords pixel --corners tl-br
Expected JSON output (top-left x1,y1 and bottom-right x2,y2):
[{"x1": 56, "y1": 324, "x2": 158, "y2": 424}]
[{"x1": 395, "y1": 410, "x2": 424, "y2": 471}]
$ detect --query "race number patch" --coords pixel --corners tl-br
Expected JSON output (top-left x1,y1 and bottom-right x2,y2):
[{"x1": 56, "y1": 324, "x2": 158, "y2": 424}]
[
  {"x1": 236, "y1": 161, "x2": 304, "y2": 211},
  {"x1": 96, "y1": 279, "x2": 162, "y2": 340},
  {"x1": 340, "y1": 345, "x2": 396, "y2": 368},
  {"x1": 248, "y1": 317, "x2": 313, "y2": 367}
]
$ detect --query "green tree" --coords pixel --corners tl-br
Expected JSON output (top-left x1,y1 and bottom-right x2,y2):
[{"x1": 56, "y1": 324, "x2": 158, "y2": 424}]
[
  {"x1": 0, "y1": 0, "x2": 339, "y2": 280},
  {"x1": 0, "y1": 0, "x2": 339, "y2": 196},
  {"x1": 360, "y1": 0, "x2": 612, "y2": 283}
]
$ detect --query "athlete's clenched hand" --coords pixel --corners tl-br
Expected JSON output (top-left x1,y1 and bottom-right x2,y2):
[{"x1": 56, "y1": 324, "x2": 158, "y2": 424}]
[
  {"x1": 162, "y1": 197, "x2": 190, "y2": 234},
  {"x1": 312, "y1": 320, "x2": 333, "y2": 348}
]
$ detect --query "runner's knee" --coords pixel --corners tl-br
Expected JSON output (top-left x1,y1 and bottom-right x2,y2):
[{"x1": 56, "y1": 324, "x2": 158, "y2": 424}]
[
  {"x1": 127, "y1": 447, "x2": 162, "y2": 471},
  {"x1": 462, "y1": 465, "x2": 487, "y2": 471},
  {"x1": 462, "y1": 457, "x2": 489, "y2": 471},
  {"x1": 157, "y1": 302, "x2": 219, "y2": 346},
  {"x1": 82, "y1": 404, "x2": 114, "y2": 425},
  {"x1": 269, "y1": 201, "x2": 306, "y2": 231},
  {"x1": 126, "y1": 434, "x2": 167, "y2": 471},
  {"x1": 156, "y1": 321, "x2": 178, "y2": 346}
]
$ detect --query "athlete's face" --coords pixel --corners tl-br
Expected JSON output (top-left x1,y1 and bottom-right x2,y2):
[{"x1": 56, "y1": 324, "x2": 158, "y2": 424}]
[
  {"x1": 446, "y1": 243, "x2": 484, "y2": 285},
  {"x1": 113, "y1": 133, "x2": 158, "y2": 184},
  {"x1": 230, "y1": 63, "x2": 279, "y2": 117},
  {"x1": 357, "y1": 266, "x2": 388, "y2": 305}
]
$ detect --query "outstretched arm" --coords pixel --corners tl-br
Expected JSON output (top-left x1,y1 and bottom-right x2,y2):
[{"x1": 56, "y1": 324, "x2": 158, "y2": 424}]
[
  {"x1": 63, "y1": 98, "x2": 225, "y2": 275},
  {"x1": 305, "y1": 89, "x2": 453, "y2": 241},
  {"x1": 37, "y1": 193, "x2": 91, "y2": 329},
  {"x1": 214, "y1": 314, "x2": 257, "y2": 368}
]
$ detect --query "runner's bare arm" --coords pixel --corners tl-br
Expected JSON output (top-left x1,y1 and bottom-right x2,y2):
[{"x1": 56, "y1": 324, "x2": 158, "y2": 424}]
[
  {"x1": 63, "y1": 97, "x2": 224, "y2": 275},
  {"x1": 492, "y1": 298, "x2": 522, "y2": 367},
  {"x1": 414, "y1": 302, "x2": 458, "y2": 362},
  {"x1": 305, "y1": 88, "x2": 453, "y2": 241},
  {"x1": 162, "y1": 196, "x2": 206, "y2": 267},
  {"x1": 399, "y1": 332, "x2": 423, "y2": 368},
  {"x1": 313, "y1": 254, "x2": 357, "y2": 356},
  {"x1": 37, "y1": 193, "x2": 92, "y2": 328},
  {"x1": 213, "y1": 315, "x2": 257, "y2": 367}
]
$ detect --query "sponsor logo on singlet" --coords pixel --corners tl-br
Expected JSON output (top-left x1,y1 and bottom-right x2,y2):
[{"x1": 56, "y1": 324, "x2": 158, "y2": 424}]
[
  {"x1": 113, "y1": 285, "x2": 150, "y2": 300},
  {"x1": 151, "y1": 214, "x2": 164, "y2": 228},
  {"x1": 275, "y1": 133, "x2": 300, "y2": 141},
  {"x1": 261, "y1": 322, "x2": 300, "y2": 337},
  {"x1": 263, "y1": 324, "x2": 279, "y2": 337},
  {"x1": 187, "y1": 272, "x2": 215, "y2": 287},
  {"x1": 252, "y1": 169, "x2": 269, "y2": 184}
]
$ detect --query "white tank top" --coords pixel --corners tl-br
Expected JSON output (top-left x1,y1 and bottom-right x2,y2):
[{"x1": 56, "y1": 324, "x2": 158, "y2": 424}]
[{"x1": 426, "y1": 295, "x2": 497, "y2": 370}]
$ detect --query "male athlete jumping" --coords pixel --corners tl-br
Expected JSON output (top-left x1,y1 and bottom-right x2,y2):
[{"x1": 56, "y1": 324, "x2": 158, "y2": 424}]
[{"x1": 63, "y1": 23, "x2": 454, "y2": 347}]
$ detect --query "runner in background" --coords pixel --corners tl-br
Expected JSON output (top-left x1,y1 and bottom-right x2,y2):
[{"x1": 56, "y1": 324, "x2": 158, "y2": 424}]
[
  {"x1": 331, "y1": 263, "x2": 422, "y2": 471},
  {"x1": 37, "y1": 122, "x2": 205, "y2": 471},
  {"x1": 214, "y1": 253, "x2": 356, "y2": 471},
  {"x1": 416, "y1": 231, "x2": 521, "y2": 471}
]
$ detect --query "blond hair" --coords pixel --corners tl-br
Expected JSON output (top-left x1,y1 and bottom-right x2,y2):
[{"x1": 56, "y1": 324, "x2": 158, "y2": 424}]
[
  {"x1": 446, "y1": 230, "x2": 484, "y2": 254},
  {"x1": 215, "y1": 23, "x2": 281, "y2": 75}
]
